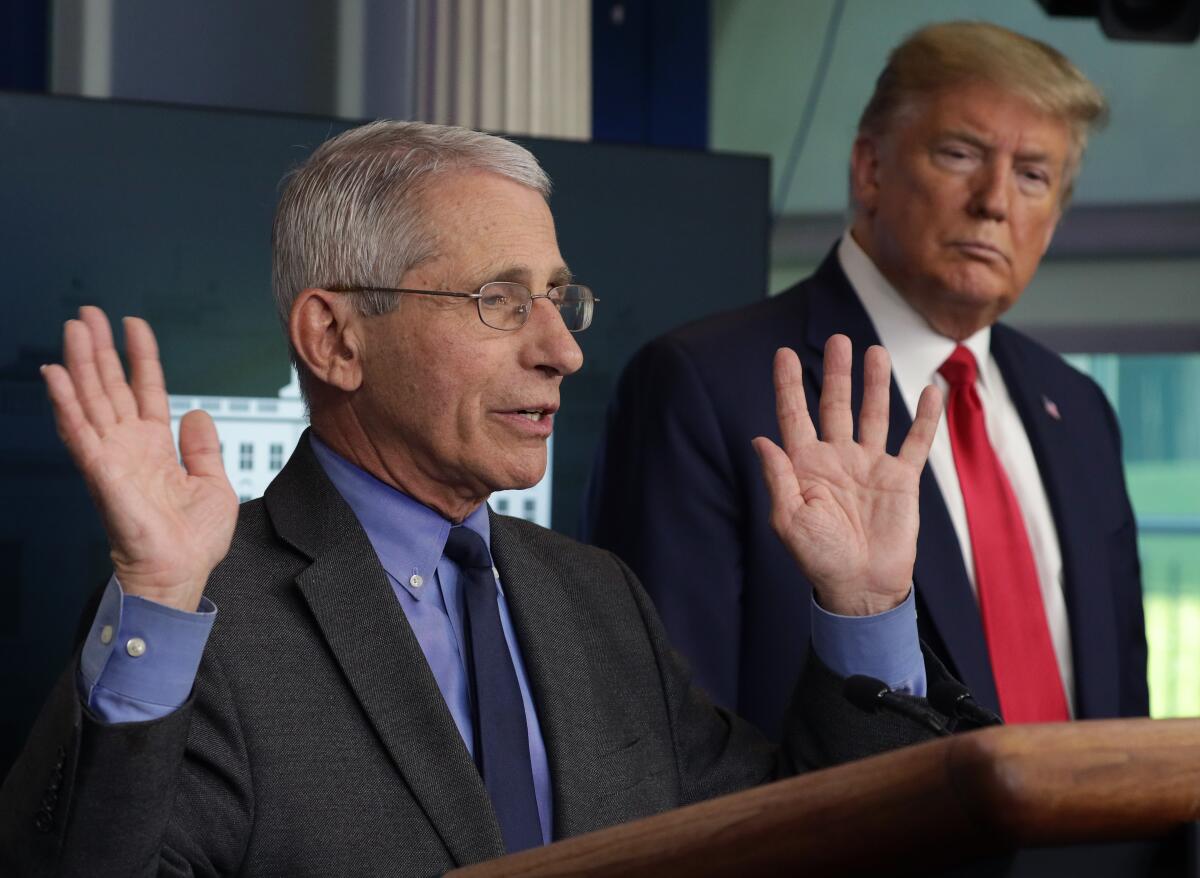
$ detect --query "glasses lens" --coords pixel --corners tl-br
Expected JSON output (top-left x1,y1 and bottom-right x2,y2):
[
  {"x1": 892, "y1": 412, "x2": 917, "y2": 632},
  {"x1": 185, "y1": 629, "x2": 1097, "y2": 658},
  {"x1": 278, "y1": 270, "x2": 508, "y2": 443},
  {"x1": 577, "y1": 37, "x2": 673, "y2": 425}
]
[
  {"x1": 556, "y1": 285, "x2": 593, "y2": 332},
  {"x1": 478, "y1": 282, "x2": 531, "y2": 331}
]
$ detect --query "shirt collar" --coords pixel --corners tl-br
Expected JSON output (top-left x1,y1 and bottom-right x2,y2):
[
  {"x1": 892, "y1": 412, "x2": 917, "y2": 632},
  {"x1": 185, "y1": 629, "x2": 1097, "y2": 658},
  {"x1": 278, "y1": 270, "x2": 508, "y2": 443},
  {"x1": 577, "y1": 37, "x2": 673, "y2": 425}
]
[
  {"x1": 309, "y1": 434, "x2": 491, "y2": 590},
  {"x1": 837, "y1": 230, "x2": 992, "y2": 396}
]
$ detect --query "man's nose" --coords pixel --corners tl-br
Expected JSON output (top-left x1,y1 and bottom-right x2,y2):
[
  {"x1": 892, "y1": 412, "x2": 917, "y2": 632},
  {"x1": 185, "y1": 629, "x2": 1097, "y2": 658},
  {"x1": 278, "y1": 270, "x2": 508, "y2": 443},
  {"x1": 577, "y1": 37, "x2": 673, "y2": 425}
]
[
  {"x1": 968, "y1": 161, "x2": 1010, "y2": 221},
  {"x1": 523, "y1": 296, "x2": 584, "y2": 376}
]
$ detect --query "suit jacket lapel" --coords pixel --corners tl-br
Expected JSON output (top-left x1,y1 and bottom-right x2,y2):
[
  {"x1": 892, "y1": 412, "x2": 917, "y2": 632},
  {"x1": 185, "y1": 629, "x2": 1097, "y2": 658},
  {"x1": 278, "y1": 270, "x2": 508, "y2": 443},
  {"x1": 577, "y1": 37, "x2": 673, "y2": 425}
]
[
  {"x1": 991, "y1": 328, "x2": 1119, "y2": 717},
  {"x1": 804, "y1": 253, "x2": 998, "y2": 709},
  {"x1": 265, "y1": 435, "x2": 504, "y2": 865},
  {"x1": 488, "y1": 513, "x2": 632, "y2": 840}
]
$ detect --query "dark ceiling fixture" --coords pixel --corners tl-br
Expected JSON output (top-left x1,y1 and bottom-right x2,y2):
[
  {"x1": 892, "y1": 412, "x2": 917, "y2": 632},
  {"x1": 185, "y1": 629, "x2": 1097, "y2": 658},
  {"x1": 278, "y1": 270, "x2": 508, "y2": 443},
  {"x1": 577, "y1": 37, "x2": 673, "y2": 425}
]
[{"x1": 1036, "y1": 0, "x2": 1200, "y2": 42}]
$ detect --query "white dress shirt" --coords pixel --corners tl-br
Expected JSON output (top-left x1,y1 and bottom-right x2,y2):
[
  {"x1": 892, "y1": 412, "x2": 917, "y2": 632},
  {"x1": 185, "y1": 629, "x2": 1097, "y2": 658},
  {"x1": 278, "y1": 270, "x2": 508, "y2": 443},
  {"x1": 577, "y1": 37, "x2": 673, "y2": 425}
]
[{"x1": 837, "y1": 232, "x2": 1076, "y2": 715}]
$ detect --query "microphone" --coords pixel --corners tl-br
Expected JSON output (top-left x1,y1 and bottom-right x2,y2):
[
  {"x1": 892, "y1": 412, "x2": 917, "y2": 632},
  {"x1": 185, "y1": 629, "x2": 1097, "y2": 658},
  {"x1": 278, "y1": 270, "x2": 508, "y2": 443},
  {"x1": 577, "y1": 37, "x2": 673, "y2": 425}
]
[
  {"x1": 843, "y1": 675, "x2": 951, "y2": 737},
  {"x1": 928, "y1": 679, "x2": 1004, "y2": 730}
]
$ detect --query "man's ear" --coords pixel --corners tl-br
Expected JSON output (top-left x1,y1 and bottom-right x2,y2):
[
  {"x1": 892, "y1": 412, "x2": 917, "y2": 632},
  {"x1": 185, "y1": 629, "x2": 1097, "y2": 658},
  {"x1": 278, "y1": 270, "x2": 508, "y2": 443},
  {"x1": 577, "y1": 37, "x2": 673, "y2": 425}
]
[
  {"x1": 849, "y1": 134, "x2": 882, "y2": 215},
  {"x1": 289, "y1": 289, "x2": 364, "y2": 393}
]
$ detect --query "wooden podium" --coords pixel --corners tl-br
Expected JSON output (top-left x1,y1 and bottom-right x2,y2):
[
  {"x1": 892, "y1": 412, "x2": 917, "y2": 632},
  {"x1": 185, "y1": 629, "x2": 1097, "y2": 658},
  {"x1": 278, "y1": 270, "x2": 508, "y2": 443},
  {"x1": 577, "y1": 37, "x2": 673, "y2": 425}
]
[{"x1": 449, "y1": 719, "x2": 1200, "y2": 877}]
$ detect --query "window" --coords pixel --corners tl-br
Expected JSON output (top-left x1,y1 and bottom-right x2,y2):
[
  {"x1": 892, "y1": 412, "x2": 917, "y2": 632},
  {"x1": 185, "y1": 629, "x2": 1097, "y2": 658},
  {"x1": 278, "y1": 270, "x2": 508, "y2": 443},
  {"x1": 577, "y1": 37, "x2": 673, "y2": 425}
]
[
  {"x1": 239, "y1": 442, "x2": 254, "y2": 471},
  {"x1": 269, "y1": 443, "x2": 284, "y2": 471},
  {"x1": 523, "y1": 499, "x2": 536, "y2": 521},
  {"x1": 1067, "y1": 353, "x2": 1200, "y2": 717}
]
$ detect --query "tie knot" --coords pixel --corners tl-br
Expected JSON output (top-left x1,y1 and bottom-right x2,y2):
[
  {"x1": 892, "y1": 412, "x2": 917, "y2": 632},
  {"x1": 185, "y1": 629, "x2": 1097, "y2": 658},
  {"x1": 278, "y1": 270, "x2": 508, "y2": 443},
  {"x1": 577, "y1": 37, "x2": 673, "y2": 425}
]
[
  {"x1": 939, "y1": 345, "x2": 978, "y2": 388},
  {"x1": 443, "y1": 526, "x2": 493, "y2": 571}
]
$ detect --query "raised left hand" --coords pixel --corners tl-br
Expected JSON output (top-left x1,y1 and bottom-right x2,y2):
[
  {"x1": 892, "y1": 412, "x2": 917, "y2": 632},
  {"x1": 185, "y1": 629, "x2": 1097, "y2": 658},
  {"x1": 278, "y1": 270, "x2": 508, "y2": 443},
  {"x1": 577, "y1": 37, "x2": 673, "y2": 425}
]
[{"x1": 752, "y1": 335, "x2": 942, "y2": 617}]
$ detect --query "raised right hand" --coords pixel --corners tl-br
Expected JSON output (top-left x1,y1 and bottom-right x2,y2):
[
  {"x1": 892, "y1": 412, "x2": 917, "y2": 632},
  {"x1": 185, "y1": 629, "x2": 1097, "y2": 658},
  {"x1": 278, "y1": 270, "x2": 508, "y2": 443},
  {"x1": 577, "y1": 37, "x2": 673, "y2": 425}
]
[
  {"x1": 752, "y1": 338, "x2": 941, "y2": 617},
  {"x1": 42, "y1": 306, "x2": 238, "y2": 612}
]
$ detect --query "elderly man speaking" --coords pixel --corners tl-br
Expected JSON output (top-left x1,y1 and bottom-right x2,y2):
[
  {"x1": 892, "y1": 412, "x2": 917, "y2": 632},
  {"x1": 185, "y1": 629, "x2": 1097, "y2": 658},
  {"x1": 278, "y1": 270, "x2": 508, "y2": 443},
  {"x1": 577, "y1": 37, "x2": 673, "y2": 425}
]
[
  {"x1": 586, "y1": 21, "x2": 1148, "y2": 742},
  {"x1": 1, "y1": 121, "x2": 948, "y2": 875}
]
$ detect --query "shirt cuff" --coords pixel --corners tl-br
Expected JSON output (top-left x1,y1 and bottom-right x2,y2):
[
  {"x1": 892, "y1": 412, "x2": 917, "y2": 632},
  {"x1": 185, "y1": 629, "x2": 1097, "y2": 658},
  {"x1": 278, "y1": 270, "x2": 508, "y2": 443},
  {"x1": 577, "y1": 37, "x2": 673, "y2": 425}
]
[
  {"x1": 810, "y1": 588, "x2": 926, "y2": 697},
  {"x1": 78, "y1": 576, "x2": 217, "y2": 722}
]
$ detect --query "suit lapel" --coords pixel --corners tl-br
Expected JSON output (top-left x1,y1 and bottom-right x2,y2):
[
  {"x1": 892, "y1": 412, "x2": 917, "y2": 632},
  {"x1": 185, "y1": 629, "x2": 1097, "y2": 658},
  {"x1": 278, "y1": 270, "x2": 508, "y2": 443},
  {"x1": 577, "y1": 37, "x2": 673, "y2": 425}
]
[
  {"x1": 804, "y1": 254, "x2": 998, "y2": 709},
  {"x1": 265, "y1": 435, "x2": 504, "y2": 865},
  {"x1": 909, "y1": 467, "x2": 999, "y2": 710},
  {"x1": 991, "y1": 329, "x2": 1119, "y2": 717},
  {"x1": 488, "y1": 514, "x2": 622, "y2": 840}
]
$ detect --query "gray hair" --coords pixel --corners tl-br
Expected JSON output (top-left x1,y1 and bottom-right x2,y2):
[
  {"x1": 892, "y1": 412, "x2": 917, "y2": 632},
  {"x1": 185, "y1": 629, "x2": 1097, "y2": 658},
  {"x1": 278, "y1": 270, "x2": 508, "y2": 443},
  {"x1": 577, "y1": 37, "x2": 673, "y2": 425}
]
[
  {"x1": 271, "y1": 120, "x2": 551, "y2": 370},
  {"x1": 857, "y1": 21, "x2": 1108, "y2": 201}
]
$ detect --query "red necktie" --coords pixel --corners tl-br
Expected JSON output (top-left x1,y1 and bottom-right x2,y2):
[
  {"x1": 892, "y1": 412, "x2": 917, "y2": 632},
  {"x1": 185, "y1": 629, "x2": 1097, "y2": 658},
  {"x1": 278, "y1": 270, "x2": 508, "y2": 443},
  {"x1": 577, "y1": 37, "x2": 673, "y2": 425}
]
[{"x1": 939, "y1": 346, "x2": 1068, "y2": 723}]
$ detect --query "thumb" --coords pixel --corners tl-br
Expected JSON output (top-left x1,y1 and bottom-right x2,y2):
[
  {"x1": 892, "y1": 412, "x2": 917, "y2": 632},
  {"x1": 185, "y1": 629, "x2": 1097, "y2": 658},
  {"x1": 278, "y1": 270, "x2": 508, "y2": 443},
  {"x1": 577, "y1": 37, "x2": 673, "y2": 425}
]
[
  {"x1": 178, "y1": 409, "x2": 228, "y2": 481},
  {"x1": 753, "y1": 436, "x2": 804, "y2": 520}
]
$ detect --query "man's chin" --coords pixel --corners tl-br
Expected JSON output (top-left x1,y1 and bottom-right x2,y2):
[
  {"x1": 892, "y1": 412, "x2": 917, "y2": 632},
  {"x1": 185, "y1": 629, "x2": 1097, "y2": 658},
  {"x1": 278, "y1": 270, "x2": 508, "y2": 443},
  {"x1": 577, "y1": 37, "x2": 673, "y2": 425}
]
[
  {"x1": 934, "y1": 269, "x2": 1015, "y2": 310},
  {"x1": 485, "y1": 461, "x2": 548, "y2": 495}
]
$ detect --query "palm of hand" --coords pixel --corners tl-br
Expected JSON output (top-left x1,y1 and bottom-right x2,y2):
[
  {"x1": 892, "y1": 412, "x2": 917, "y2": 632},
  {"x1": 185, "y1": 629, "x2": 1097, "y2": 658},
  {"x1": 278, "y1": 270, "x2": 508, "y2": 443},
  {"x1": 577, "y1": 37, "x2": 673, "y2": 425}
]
[
  {"x1": 777, "y1": 440, "x2": 920, "y2": 608},
  {"x1": 89, "y1": 415, "x2": 238, "y2": 605},
  {"x1": 755, "y1": 337, "x2": 942, "y2": 617},
  {"x1": 43, "y1": 307, "x2": 238, "y2": 611}
]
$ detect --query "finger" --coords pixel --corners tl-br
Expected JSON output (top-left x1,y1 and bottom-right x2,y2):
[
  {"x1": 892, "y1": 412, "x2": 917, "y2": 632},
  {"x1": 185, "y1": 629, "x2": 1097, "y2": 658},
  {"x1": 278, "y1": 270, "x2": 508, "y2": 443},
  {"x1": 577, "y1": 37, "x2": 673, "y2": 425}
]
[
  {"x1": 818, "y1": 334, "x2": 854, "y2": 443},
  {"x1": 753, "y1": 436, "x2": 805, "y2": 522},
  {"x1": 858, "y1": 345, "x2": 891, "y2": 453},
  {"x1": 62, "y1": 315, "x2": 117, "y2": 432},
  {"x1": 41, "y1": 363, "x2": 103, "y2": 469},
  {"x1": 78, "y1": 305, "x2": 138, "y2": 421},
  {"x1": 178, "y1": 410, "x2": 229, "y2": 481},
  {"x1": 898, "y1": 384, "x2": 944, "y2": 469},
  {"x1": 124, "y1": 317, "x2": 170, "y2": 423},
  {"x1": 773, "y1": 347, "x2": 817, "y2": 454}
]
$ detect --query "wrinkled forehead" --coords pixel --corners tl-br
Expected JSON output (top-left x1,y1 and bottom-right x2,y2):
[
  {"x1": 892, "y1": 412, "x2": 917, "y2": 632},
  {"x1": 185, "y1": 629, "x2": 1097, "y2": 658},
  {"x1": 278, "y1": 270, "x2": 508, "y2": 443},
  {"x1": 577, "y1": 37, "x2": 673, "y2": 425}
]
[{"x1": 412, "y1": 170, "x2": 568, "y2": 286}]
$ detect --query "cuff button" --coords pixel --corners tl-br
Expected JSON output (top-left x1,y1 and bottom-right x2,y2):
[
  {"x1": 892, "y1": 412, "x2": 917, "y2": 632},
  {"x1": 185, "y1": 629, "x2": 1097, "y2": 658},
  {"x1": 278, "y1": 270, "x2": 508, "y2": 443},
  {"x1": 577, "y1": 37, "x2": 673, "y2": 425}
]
[{"x1": 126, "y1": 637, "x2": 147, "y2": 658}]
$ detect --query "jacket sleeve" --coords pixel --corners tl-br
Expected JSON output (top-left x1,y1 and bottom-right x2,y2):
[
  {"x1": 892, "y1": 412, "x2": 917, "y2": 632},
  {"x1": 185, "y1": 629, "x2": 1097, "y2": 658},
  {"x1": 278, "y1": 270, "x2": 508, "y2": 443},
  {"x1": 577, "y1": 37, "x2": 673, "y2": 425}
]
[
  {"x1": 1095, "y1": 382, "x2": 1149, "y2": 716},
  {"x1": 0, "y1": 649, "x2": 254, "y2": 877},
  {"x1": 606, "y1": 550, "x2": 946, "y2": 807}
]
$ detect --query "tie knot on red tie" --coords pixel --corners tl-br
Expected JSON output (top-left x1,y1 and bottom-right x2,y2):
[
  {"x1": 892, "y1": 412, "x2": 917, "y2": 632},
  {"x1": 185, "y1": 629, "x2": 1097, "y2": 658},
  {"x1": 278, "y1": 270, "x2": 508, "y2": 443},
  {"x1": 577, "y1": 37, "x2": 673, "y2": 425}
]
[{"x1": 939, "y1": 345, "x2": 978, "y2": 389}]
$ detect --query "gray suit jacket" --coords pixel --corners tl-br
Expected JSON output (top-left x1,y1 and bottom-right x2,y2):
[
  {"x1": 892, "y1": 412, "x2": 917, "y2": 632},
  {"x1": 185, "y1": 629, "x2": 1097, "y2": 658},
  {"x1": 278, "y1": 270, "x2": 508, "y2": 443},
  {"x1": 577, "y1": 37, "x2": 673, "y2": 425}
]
[{"x1": 1, "y1": 435, "x2": 937, "y2": 877}]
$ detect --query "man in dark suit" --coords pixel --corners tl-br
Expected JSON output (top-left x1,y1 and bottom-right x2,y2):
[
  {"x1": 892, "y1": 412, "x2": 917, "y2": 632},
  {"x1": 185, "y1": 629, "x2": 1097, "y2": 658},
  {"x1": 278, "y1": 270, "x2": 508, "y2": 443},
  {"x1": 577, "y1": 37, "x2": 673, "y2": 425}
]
[
  {"x1": 585, "y1": 21, "x2": 1148, "y2": 742},
  {"x1": 1, "y1": 121, "x2": 949, "y2": 874}
]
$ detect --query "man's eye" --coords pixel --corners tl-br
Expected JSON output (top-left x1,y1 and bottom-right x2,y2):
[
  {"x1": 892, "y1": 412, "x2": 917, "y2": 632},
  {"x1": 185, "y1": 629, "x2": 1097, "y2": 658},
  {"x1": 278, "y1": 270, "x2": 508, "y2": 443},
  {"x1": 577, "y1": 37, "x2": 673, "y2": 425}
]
[
  {"x1": 1018, "y1": 169, "x2": 1052, "y2": 192},
  {"x1": 480, "y1": 294, "x2": 509, "y2": 308},
  {"x1": 937, "y1": 146, "x2": 974, "y2": 163}
]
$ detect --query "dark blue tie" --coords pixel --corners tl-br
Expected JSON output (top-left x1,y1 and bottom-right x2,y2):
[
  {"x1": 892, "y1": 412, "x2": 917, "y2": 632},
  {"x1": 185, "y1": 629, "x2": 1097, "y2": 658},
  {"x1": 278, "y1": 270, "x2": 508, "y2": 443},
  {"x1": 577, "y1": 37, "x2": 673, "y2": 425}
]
[{"x1": 443, "y1": 526, "x2": 542, "y2": 853}]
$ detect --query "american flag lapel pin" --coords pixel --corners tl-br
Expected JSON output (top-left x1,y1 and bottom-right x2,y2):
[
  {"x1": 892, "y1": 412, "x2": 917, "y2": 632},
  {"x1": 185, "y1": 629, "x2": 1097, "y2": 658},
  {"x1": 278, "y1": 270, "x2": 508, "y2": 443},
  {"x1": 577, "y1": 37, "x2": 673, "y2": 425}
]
[{"x1": 1042, "y1": 395, "x2": 1062, "y2": 421}]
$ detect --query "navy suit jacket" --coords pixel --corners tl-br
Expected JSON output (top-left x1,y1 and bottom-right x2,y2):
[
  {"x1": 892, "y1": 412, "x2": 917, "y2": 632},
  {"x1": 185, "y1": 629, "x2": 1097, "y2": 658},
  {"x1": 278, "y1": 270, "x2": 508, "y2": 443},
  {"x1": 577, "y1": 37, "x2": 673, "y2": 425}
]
[{"x1": 584, "y1": 249, "x2": 1149, "y2": 740}]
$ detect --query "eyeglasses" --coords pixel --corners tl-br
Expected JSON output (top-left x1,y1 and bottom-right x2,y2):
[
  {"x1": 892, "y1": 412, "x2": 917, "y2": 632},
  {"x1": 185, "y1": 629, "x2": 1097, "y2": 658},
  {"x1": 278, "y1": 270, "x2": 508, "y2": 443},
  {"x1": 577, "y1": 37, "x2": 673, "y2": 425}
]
[{"x1": 327, "y1": 282, "x2": 598, "y2": 332}]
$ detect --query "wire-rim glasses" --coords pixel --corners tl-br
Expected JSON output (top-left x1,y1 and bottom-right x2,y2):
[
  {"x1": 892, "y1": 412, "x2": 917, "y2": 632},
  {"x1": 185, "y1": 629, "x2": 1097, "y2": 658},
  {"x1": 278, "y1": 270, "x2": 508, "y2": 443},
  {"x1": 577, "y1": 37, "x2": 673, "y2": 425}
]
[{"x1": 327, "y1": 282, "x2": 598, "y2": 332}]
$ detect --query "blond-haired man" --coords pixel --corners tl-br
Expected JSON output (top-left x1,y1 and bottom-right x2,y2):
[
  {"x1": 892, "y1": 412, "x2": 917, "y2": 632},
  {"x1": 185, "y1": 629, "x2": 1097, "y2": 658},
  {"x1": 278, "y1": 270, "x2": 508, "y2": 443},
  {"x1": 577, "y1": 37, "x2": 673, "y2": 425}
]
[{"x1": 587, "y1": 21, "x2": 1147, "y2": 739}]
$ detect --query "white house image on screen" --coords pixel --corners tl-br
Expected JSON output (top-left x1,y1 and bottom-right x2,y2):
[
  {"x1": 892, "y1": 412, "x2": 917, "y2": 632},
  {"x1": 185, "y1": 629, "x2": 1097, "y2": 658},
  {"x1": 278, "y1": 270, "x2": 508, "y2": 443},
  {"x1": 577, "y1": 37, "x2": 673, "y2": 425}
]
[{"x1": 168, "y1": 369, "x2": 553, "y2": 527}]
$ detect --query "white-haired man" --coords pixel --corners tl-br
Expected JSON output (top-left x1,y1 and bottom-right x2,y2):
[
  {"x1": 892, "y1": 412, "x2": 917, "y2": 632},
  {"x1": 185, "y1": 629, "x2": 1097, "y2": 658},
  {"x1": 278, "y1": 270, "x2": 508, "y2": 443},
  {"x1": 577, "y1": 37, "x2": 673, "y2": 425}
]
[{"x1": 1, "y1": 120, "x2": 949, "y2": 874}]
